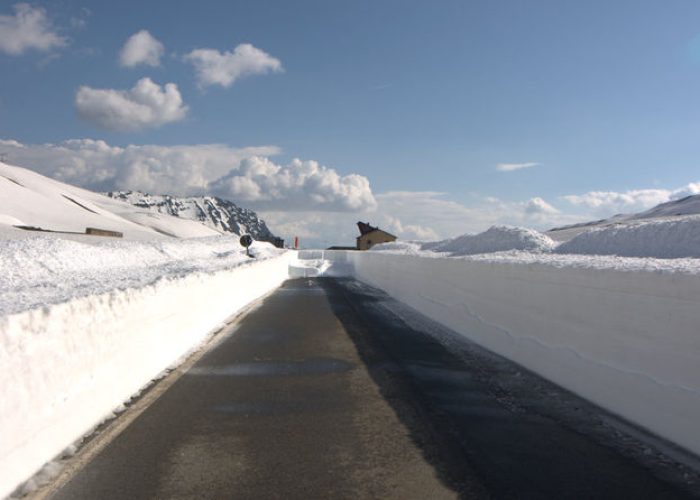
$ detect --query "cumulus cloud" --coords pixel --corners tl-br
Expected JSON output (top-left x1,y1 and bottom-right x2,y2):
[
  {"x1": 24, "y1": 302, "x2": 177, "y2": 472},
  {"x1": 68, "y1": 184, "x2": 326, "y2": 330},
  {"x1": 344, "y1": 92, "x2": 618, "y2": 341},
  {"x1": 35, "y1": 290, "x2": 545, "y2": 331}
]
[
  {"x1": 0, "y1": 139, "x2": 375, "y2": 213},
  {"x1": 119, "y1": 30, "x2": 164, "y2": 67},
  {"x1": 561, "y1": 183, "x2": 700, "y2": 215},
  {"x1": 377, "y1": 192, "x2": 582, "y2": 238},
  {"x1": 0, "y1": 3, "x2": 66, "y2": 55},
  {"x1": 496, "y1": 162, "x2": 539, "y2": 172},
  {"x1": 211, "y1": 156, "x2": 376, "y2": 211},
  {"x1": 382, "y1": 215, "x2": 439, "y2": 240},
  {"x1": 75, "y1": 78, "x2": 188, "y2": 132},
  {"x1": 562, "y1": 189, "x2": 668, "y2": 212},
  {"x1": 184, "y1": 43, "x2": 282, "y2": 88},
  {"x1": 524, "y1": 197, "x2": 559, "y2": 215},
  {"x1": 0, "y1": 138, "x2": 279, "y2": 194},
  {"x1": 669, "y1": 182, "x2": 700, "y2": 200}
]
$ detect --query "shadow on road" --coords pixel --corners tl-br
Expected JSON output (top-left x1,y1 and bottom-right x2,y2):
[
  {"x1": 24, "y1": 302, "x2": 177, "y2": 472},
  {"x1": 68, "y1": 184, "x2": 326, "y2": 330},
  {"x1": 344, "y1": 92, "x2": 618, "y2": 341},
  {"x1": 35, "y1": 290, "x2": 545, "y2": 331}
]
[{"x1": 321, "y1": 277, "x2": 698, "y2": 500}]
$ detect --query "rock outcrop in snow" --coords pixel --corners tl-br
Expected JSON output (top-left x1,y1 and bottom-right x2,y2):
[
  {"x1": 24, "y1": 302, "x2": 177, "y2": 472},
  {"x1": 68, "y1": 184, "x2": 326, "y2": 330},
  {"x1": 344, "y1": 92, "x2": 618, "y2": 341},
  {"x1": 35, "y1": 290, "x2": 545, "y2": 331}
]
[{"x1": 105, "y1": 191, "x2": 276, "y2": 241}]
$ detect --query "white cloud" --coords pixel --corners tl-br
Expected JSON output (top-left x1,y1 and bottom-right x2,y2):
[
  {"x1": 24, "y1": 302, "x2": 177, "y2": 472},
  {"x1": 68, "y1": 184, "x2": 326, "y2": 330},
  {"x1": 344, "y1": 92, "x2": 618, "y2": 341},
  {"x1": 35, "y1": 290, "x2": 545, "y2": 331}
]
[
  {"x1": 0, "y1": 139, "x2": 374, "y2": 214},
  {"x1": 669, "y1": 182, "x2": 700, "y2": 199},
  {"x1": 211, "y1": 156, "x2": 376, "y2": 211},
  {"x1": 563, "y1": 189, "x2": 668, "y2": 212},
  {"x1": 382, "y1": 215, "x2": 439, "y2": 240},
  {"x1": 496, "y1": 162, "x2": 539, "y2": 172},
  {"x1": 376, "y1": 191, "x2": 487, "y2": 235},
  {"x1": 524, "y1": 197, "x2": 559, "y2": 215},
  {"x1": 561, "y1": 182, "x2": 700, "y2": 216},
  {"x1": 0, "y1": 3, "x2": 66, "y2": 55},
  {"x1": 119, "y1": 30, "x2": 164, "y2": 67},
  {"x1": 184, "y1": 43, "x2": 282, "y2": 88},
  {"x1": 69, "y1": 7, "x2": 90, "y2": 29},
  {"x1": 75, "y1": 78, "x2": 188, "y2": 132},
  {"x1": 0, "y1": 138, "x2": 279, "y2": 194},
  {"x1": 374, "y1": 192, "x2": 581, "y2": 240}
]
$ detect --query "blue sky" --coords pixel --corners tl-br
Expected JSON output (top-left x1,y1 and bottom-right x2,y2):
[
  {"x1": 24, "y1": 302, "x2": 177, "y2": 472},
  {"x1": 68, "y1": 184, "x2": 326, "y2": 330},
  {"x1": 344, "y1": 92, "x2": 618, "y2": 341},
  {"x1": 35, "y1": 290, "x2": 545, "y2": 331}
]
[{"x1": 2, "y1": 0, "x2": 700, "y2": 246}]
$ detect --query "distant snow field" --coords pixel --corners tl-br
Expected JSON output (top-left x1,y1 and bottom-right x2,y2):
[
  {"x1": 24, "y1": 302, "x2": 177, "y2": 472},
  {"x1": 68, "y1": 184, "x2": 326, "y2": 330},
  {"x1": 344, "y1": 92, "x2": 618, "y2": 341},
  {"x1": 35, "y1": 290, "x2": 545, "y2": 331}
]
[
  {"x1": 555, "y1": 216, "x2": 700, "y2": 259},
  {"x1": 0, "y1": 162, "x2": 221, "y2": 240},
  {"x1": 372, "y1": 217, "x2": 700, "y2": 265}
]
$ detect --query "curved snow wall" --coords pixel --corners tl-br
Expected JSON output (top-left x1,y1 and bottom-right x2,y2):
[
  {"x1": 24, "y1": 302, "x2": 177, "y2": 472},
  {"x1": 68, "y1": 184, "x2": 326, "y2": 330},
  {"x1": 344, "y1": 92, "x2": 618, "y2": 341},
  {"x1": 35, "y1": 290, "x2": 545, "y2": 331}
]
[
  {"x1": 333, "y1": 251, "x2": 700, "y2": 457},
  {"x1": 0, "y1": 253, "x2": 293, "y2": 498}
]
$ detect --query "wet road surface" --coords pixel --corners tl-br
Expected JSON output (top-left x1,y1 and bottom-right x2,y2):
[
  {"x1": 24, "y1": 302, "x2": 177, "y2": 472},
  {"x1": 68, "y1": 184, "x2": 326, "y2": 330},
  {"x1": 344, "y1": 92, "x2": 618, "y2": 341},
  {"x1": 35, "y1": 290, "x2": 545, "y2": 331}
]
[{"x1": 47, "y1": 278, "x2": 698, "y2": 499}]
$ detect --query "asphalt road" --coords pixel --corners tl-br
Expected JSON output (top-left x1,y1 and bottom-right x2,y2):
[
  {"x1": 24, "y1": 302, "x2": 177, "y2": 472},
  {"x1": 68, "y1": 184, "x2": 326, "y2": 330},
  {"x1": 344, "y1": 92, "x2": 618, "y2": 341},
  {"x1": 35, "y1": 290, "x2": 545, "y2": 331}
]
[{"x1": 45, "y1": 278, "x2": 698, "y2": 499}]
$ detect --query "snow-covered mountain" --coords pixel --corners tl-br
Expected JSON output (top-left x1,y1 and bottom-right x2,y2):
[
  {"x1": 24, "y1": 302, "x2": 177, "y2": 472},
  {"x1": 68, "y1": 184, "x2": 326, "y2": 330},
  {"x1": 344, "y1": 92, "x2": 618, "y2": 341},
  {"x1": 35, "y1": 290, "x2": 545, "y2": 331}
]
[
  {"x1": 0, "y1": 162, "x2": 220, "y2": 240},
  {"x1": 104, "y1": 191, "x2": 277, "y2": 242},
  {"x1": 633, "y1": 194, "x2": 700, "y2": 219},
  {"x1": 547, "y1": 194, "x2": 700, "y2": 241}
]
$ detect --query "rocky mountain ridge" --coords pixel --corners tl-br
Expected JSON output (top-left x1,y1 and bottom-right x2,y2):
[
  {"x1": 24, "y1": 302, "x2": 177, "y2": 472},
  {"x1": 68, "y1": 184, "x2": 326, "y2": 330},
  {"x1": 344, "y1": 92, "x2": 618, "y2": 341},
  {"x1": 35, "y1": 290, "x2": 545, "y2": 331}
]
[{"x1": 105, "y1": 191, "x2": 278, "y2": 242}]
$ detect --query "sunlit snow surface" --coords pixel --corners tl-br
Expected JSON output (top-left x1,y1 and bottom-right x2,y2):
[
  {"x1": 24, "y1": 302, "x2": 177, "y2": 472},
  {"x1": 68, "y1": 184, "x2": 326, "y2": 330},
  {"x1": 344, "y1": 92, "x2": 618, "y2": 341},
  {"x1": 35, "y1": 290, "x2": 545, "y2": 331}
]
[
  {"x1": 371, "y1": 220, "x2": 700, "y2": 273},
  {"x1": 0, "y1": 235, "x2": 282, "y2": 317},
  {"x1": 555, "y1": 216, "x2": 700, "y2": 259},
  {"x1": 0, "y1": 161, "x2": 221, "y2": 240}
]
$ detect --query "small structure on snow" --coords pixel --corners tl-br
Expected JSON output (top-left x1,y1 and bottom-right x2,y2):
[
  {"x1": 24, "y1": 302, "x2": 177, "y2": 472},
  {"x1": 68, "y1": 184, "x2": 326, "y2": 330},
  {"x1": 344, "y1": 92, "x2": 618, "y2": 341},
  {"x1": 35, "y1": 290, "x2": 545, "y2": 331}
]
[{"x1": 356, "y1": 221, "x2": 396, "y2": 250}]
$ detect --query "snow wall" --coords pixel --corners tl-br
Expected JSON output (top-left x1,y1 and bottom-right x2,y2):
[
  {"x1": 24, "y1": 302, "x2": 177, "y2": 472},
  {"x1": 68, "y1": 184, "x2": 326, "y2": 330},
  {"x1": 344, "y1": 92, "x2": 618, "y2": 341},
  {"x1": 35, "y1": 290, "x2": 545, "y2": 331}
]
[
  {"x1": 0, "y1": 252, "x2": 293, "y2": 498},
  {"x1": 324, "y1": 250, "x2": 700, "y2": 457}
]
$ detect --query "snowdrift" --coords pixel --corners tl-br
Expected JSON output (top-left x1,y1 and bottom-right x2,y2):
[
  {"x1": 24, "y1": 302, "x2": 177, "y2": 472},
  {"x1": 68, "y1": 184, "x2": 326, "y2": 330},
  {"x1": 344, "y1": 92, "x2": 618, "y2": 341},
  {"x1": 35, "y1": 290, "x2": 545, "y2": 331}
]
[
  {"x1": 376, "y1": 219, "x2": 700, "y2": 260},
  {"x1": 420, "y1": 226, "x2": 556, "y2": 255},
  {"x1": 320, "y1": 250, "x2": 700, "y2": 457},
  {"x1": 0, "y1": 245, "x2": 293, "y2": 498},
  {"x1": 555, "y1": 216, "x2": 700, "y2": 258}
]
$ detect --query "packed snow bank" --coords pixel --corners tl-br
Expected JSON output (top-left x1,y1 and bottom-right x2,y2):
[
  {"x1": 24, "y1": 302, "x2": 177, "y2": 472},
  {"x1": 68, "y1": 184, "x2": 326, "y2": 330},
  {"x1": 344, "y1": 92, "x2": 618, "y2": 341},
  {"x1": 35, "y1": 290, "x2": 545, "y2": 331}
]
[
  {"x1": 423, "y1": 226, "x2": 556, "y2": 256},
  {"x1": 0, "y1": 244, "x2": 293, "y2": 498},
  {"x1": 556, "y1": 216, "x2": 700, "y2": 258},
  {"x1": 324, "y1": 250, "x2": 700, "y2": 456},
  {"x1": 0, "y1": 235, "x2": 280, "y2": 317}
]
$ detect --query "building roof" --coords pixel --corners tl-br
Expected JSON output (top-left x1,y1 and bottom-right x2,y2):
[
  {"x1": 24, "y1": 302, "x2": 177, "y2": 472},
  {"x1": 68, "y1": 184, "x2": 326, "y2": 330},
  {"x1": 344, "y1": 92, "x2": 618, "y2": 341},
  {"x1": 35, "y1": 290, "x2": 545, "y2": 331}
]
[
  {"x1": 357, "y1": 221, "x2": 378, "y2": 235},
  {"x1": 357, "y1": 221, "x2": 396, "y2": 238}
]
